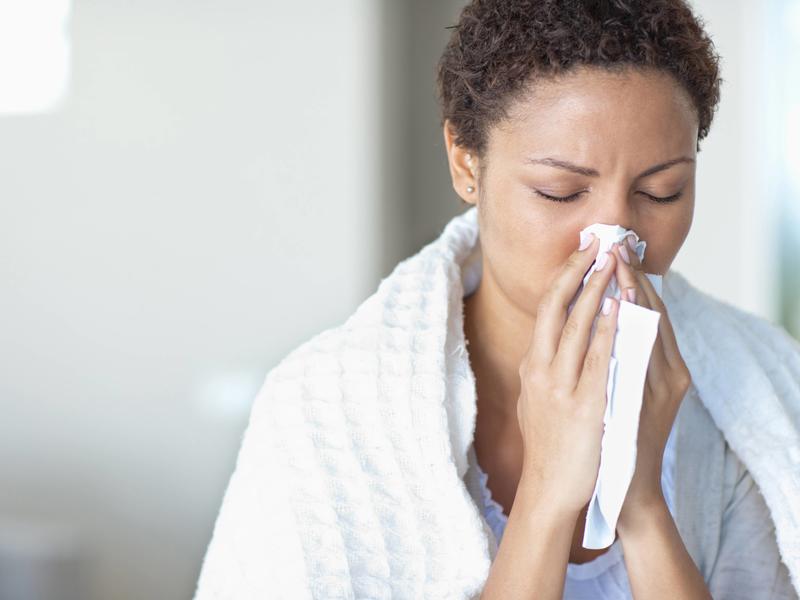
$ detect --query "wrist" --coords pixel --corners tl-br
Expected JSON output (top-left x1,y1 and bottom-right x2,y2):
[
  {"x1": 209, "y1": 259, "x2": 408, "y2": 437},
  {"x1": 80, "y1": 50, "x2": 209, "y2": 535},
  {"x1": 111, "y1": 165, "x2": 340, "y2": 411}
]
[
  {"x1": 616, "y1": 490, "x2": 670, "y2": 537},
  {"x1": 516, "y1": 469, "x2": 583, "y2": 525}
]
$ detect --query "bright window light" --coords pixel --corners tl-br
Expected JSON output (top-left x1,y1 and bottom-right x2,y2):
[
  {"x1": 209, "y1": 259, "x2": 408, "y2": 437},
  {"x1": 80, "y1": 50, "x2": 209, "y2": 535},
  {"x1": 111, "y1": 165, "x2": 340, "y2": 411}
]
[{"x1": 0, "y1": 0, "x2": 71, "y2": 115}]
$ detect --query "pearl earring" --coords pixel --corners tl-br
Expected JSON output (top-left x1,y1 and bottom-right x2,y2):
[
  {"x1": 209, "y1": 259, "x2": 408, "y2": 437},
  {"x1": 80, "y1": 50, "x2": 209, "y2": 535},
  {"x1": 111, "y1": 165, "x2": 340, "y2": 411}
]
[{"x1": 465, "y1": 153, "x2": 475, "y2": 192}]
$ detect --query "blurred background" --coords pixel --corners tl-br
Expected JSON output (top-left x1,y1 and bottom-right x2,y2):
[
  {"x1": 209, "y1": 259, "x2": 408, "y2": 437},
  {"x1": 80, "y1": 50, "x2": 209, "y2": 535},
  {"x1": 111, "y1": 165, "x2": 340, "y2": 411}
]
[{"x1": 1, "y1": 0, "x2": 798, "y2": 598}]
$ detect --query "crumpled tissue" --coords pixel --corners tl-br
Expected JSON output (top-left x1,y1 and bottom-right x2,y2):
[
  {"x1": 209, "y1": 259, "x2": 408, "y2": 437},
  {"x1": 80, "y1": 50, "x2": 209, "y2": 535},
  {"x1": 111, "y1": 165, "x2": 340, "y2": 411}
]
[{"x1": 566, "y1": 223, "x2": 663, "y2": 549}]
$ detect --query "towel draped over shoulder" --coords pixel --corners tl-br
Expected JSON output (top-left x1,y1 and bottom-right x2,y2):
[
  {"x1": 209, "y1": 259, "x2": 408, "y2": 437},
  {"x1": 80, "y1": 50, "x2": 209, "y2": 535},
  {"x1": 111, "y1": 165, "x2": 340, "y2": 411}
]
[{"x1": 193, "y1": 206, "x2": 800, "y2": 599}]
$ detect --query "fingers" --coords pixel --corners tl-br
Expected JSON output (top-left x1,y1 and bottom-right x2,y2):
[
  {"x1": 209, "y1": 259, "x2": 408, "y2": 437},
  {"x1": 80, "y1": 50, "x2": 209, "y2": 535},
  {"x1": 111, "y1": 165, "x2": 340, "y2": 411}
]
[
  {"x1": 616, "y1": 240, "x2": 653, "y2": 310},
  {"x1": 528, "y1": 233, "x2": 606, "y2": 367},
  {"x1": 614, "y1": 241, "x2": 689, "y2": 400},
  {"x1": 611, "y1": 243, "x2": 666, "y2": 391},
  {"x1": 609, "y1": 235, "x2": 641, "y2": 305},
  {"x1": 575, "y1": 293, "x2": 619, "y2": 401},
  {"x1": 617, "y1": 241, "x2": 683, "y2": 369},
  {"x1": 635, "y1": 267, "x2": 683, "y2": 368},
  {"x1": 551, "y1": 247, "x2": 621, "y2": 386}
]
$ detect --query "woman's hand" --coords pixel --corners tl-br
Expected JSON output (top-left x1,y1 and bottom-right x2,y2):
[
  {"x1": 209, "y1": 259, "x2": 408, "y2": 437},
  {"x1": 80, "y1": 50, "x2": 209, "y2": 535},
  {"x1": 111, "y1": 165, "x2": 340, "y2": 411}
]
[
  {"x1": 609, "y1": 238, "x2": 693, "y2": 527},
  {"x1": 516, "y1": 233, "x2": 621, "y2": 516}
]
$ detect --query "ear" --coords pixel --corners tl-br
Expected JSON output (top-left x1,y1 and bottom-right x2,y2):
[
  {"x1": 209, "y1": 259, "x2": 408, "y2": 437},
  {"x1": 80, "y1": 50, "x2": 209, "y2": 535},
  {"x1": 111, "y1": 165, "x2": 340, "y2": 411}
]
[{"x1": 443, "y1": 119, "x2": 478, "y2": 205}]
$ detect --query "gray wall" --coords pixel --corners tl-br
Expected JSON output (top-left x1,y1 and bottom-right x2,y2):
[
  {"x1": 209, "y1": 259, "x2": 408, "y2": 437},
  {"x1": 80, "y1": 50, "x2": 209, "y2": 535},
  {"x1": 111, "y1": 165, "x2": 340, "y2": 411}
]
[{"x1": 1, "y1": 1, "x2": 383, "y2": 598}]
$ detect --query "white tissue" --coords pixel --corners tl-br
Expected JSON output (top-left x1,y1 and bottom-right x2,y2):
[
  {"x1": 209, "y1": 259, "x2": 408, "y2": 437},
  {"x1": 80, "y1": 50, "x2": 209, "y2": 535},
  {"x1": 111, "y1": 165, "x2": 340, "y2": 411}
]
[{"x1": 567, "y1": 223, "x2": 662, "y2": 549}]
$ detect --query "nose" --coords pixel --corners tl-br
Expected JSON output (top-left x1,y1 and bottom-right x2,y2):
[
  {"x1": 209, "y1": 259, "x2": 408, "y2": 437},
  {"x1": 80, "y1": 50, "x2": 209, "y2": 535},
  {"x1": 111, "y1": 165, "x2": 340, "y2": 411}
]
[{"x1": 592, "y1": 193, "x2": 639, "y2": 238}]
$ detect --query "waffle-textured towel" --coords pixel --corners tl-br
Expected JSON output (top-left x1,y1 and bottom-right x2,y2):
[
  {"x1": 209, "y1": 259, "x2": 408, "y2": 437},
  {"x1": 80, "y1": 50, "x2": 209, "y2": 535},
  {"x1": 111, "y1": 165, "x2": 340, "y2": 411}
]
[{"x1": 194, "y1": 206, "x2": 800, "y2": 599}]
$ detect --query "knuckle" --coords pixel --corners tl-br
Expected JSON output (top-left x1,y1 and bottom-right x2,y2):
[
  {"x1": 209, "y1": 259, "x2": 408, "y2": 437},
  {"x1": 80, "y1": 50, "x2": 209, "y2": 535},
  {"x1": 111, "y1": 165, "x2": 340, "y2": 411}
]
[
  {"x1": 518, "y1": 360, "x2": 529, "y2": 380},
  {"x1": 528, "y1": 376, "x2": 560, "y2": 405},
  {"x1": 585, "y1": 273, "x2": 611, "y2": 296},
  {"x1": 574, "y1": 395, "x2": 596, "y2": 418},
  {"x1": 550, "y1": 382, "x2": 571, "y2": 403},
  {"x1": 561, "y1": 316, "x2": 580, "y2": 340},
  {"x1": 587, "y1": 264, "x2": 609, "y2": 284},
  {"x1": 519, "y1": 360, "x2": 544, "y2": 386},
  {"x1": 565, "y1": 253, "x2": 584, "y2": 272},
  {"x1": 596, "y1": 306, "x2": 613, "y2": 328},
  {"x1": 583, "y1": 350, "x2": 602, "y2": 373},
  {"x1": 536, "y1": 291, "x2": 553, "y2": 318},
  {"x1": 676, "y1": 365, "x2": 692, "y2": 390}
]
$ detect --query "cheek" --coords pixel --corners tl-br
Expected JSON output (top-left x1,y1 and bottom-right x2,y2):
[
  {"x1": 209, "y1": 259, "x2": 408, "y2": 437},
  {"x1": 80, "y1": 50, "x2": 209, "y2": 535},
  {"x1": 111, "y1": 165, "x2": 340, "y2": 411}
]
[
  {"x1": 494, "y1": 217, "x2": 570, "y2": 271},
  {"x1": 640, "y1": 206, "x2": 693, "y2": 272},
  {"x1": 640, "y1": 233, "x2": 687, "y2": 274},
  {"x1": 479, "y1": 209, "x2": 580, "y2": 306},
  {"x1": 499, "y1": 229, "x2": 577, "y2": 292}
]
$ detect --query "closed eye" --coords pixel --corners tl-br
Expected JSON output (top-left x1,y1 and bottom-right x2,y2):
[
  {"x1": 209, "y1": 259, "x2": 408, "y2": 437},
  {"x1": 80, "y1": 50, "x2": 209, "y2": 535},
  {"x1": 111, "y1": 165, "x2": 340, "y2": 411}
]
[
  {"x1": 533, "y1": 190, "x2": 584, "y2": 203},
  {"x1": 533, "y1": 190, "x2": 683, "y2": 204},
  {"x1": 640, "y1": 191, "x2": 683, "y2": 203}
]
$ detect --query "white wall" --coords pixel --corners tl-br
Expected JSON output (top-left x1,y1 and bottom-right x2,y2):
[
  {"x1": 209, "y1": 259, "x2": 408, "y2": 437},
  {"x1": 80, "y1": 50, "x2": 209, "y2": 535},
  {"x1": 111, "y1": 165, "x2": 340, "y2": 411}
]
[
  {"x1": 673, "y1": 0, "x2": 778, "y2": 319},
  {"x1": 0, "y1": 1, "x2": 381, "y2": 598}
]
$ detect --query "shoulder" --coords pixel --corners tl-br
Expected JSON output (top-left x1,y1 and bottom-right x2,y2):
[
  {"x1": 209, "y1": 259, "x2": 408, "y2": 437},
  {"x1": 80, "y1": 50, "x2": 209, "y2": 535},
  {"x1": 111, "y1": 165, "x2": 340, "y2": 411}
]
[
  {"x1": 666, "y1": 269, "x2": 799, "y2": 349},
  {"x1": 664, "y1": 270, "x2": 800, "y2": 396},
  {"x1": 260, "y1": 274, "x2": 388, "y2": 379},
  {"x1": 248, "y1": 323, "x2": 356, "y2": 421},
  {"x1": 250, "y1": 237, "x2": 445, "y2": 419}
]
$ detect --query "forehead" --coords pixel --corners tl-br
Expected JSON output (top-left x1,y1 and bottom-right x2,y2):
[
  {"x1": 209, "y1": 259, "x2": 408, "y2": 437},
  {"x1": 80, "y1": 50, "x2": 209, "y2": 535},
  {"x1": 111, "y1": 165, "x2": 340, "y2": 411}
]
[{"x1": 491, "y1": 66, "x2": 698, "y2": 159}]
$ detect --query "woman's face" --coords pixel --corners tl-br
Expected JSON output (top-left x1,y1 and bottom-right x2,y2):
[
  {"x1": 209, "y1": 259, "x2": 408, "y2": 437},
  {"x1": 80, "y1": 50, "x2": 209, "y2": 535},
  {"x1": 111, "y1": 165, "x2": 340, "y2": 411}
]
[{"x1": 446, "y1": 65, "x2": 698, "y2": 314}]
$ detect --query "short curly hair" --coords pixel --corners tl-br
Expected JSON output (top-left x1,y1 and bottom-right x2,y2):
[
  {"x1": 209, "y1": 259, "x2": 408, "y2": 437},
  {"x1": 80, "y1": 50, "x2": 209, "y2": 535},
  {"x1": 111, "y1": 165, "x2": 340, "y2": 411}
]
[{"x1": 436, "y1": 0, "x2": 722, "y2": 159}]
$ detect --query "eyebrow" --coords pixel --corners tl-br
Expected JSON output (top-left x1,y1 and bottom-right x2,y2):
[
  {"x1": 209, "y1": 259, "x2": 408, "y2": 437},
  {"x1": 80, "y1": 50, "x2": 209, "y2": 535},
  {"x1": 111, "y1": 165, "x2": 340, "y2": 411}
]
[{"x1": 523, "y1": 156, "x2": 695, "y2": 179}]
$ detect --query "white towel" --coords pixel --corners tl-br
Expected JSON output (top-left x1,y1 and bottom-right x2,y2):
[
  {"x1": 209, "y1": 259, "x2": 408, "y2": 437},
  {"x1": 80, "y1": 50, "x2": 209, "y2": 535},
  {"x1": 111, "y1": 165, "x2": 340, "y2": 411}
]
[{"x1": 193, "y1": 207, "x2": 800, "y2": 598}]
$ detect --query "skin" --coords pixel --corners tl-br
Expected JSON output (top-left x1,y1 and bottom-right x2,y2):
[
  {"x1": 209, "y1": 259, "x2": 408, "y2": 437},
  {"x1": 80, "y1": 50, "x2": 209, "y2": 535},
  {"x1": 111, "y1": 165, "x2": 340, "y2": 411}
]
[{"x1": 443, "y1": 65, "x2": 711, "y2": 598}]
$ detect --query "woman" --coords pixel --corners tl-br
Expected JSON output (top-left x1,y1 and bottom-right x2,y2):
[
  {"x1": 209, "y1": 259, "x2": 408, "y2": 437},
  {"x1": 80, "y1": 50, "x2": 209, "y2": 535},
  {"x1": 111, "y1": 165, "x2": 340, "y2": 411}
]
[{"x1": 194, "y1": 1, "x2": 800, "y2": 598}]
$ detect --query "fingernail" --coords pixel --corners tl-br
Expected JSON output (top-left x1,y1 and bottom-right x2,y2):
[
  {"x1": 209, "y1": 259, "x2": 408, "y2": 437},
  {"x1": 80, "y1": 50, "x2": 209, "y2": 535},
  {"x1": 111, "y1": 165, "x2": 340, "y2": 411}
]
[
  {"x1": 618, "y1": 243, "x2": 630, "y2": 264},
  {"x1": 579, "y1": 233, "x2": 595, "y2": 251},
  {"x1": 626, "y1": 287, "x2": 637, "y2": 303},
  {"x1": 595, "y1": 251, "x2": 609, "y2": 271},
  {"x1": 602, "y1": 297, "x2": 612, "y2": 315},
  {"x1": 626, "y1": 235, "x2": 637, "y2": 252}
]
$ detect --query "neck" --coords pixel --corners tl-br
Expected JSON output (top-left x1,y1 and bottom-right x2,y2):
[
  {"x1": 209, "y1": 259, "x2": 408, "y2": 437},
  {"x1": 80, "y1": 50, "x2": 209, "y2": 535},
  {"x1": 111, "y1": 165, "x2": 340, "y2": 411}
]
[{"x1": 462, "y1": 263, "x2": 537, "y2": 421}]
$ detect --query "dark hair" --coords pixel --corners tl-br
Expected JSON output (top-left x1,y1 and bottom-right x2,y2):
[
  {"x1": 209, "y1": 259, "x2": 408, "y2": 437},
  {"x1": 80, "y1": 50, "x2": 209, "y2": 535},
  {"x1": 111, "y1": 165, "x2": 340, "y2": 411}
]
[{"x1": 436, "y1": 0, "x2": 722, "y2": 162}]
